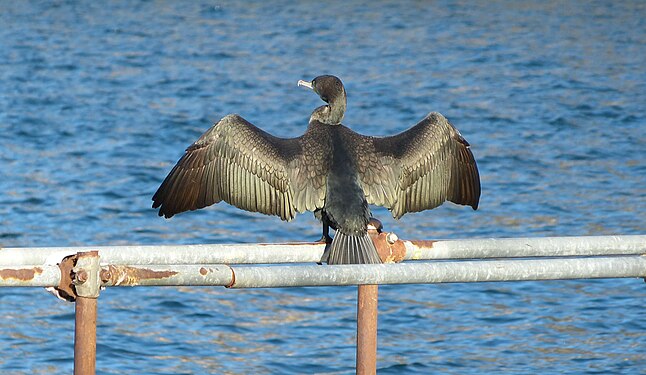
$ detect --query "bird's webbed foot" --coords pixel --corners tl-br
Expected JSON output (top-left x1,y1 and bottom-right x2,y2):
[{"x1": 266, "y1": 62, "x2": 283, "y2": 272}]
[{"x1": 316, "y1": 233, "x2": 333, "y2": 244}]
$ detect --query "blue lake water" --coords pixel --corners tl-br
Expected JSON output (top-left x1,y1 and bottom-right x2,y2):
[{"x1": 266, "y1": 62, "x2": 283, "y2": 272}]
[{"x1": 1, "y1": 1, "x2": 645, "y2": 373}]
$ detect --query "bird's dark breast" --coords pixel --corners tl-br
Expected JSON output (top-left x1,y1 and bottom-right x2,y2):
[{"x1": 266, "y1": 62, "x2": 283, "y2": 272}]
[{"x1": 319, "y1": 126, "x2": 370, "y2": 235}]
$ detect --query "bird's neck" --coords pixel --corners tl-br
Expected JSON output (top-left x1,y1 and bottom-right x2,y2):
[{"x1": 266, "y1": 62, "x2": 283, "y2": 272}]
[{"x1": 310, "y1": 96, "x2": 346, "y2": 125}]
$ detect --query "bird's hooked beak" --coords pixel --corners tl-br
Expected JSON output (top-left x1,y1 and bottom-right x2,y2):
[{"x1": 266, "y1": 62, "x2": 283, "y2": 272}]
[{"x1": 297, "y1": 79, "x2": 313, "y2": 90}]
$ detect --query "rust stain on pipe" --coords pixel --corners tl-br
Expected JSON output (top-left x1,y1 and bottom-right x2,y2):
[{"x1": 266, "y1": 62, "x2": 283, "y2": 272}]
[
  {"x1": 408, "y1": 240, "x2": 436, "y2": 248},
  {"x1": 256, "y1": 242, "x2": 324, "y2": 246},
  {"x1": 226, "y1": 268, "x2": 237, "y2": 288},
  {"x1": 0, "y1": 267, "x2": 43, "y2": 281},
  {"x1": 100, "y1": 265, "x2": 178, "y2": 286},
  {"x1": 55, "y1": 254, "x2": 78, "y2": 302},
  {"x1": 404, "y1": 240, "x2": 436, "y2": 260},
  {"x1": 367, "y1": 217, "x2": 406, "y2": 263},
  {"x1": 370, "y1": 232, "x2": 406, "y2": 263}
]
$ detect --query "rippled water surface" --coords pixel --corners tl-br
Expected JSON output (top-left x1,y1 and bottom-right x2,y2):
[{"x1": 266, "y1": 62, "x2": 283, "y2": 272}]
[{"x1": 1, "y1": 1, "x2": 645, "y2": 374}]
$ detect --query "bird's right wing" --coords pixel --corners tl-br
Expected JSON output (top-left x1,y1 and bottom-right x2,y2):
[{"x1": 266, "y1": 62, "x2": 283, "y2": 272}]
[{"x1": 152, "y1": 114, "x2": 316, "y2": 221}]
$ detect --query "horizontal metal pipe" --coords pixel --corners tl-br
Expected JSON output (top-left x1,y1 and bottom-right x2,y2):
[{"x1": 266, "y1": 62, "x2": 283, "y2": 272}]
[
  {"x1": 99, "y1": 264, "x2": 233, "y2": 287},
  {"x1": 0, "y1": 265, "x2": 61, "y2": 287},
  {"x1": 404, "y1": 235, "x2": 646, "y2": 260},
  {"x1": 0, "y1": 243, "x2": 325, "y2": 266},
  {"x1": 1, "y1": 235, "x2": 644, "y2": 267},
  {"x1": 1, "y1": 257, "x2": 645, "y2": 288},
  {"x1": 228, "y1": 256, "x2": 646, "y2": 288}
]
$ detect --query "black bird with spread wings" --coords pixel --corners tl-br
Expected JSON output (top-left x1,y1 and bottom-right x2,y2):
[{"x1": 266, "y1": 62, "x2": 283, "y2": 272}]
[{"x1": 152, "y1": 75, "x2": 480, "y2": 264}]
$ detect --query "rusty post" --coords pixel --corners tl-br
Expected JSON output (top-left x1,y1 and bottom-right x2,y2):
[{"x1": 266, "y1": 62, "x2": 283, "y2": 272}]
[
  {"x1": 75, "y1": 295, "x2": 97, "y2": 375},
  {"x1": 356, "y1": 219, "x2": 382, "y2": 375},
  {"x1": 356, "y1": 284, "x2": 378, "y2": 374},
  {"x1": 73, "y1": 251, "x2": 100, "y2": 375}
]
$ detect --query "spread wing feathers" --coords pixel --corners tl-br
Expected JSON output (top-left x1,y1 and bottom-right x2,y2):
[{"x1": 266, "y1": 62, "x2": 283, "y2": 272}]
[
  {"x1": 152, "y1": 114, "x2": 321, "y2": 221},
  {"x1": 287, "y1": 128, "x2": 330, "y2": 214},
  {"x1": 358, "y1": 112, "x2": 481, "y2": 219}
]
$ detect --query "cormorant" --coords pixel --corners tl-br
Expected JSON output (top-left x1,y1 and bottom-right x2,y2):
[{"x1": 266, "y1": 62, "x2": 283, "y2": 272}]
[{"x1": 152, "y1": 75, "x2": 480, "y2": 264}]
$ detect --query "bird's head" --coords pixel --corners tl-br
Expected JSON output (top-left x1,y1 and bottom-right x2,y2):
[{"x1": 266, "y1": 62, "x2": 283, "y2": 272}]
[{"x1": 298, "y1": 75, "x2": 346, "y2": 125}]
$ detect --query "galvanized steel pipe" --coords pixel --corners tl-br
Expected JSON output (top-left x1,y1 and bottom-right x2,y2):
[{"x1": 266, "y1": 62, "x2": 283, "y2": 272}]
[
  {"x1": 0, "y1": 265, "x2": 61, "y2": 287},
  {"x1": 0, "y1": 243, "x2": 326, "y2": 266},
  {"x1": 403, "y1": 235, "x2": 646, "y2": 260},
  {"x1": 228, "y1": 256, "x2": 646, "y2": 288},
  {"x1": 99, "y1": 264, "x2": 234, "y2": 287},
  {"x1": 1, "y1": 257, "x2": 645, "y2": 288},
  {"x1": 1, "y1": 235, "x2": 644, "y2": 267}
]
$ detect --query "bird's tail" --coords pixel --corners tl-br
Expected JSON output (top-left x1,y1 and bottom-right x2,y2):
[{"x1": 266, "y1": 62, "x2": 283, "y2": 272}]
[{"x1": 327, "y1": 231, "x2": 382, "y2": 265}]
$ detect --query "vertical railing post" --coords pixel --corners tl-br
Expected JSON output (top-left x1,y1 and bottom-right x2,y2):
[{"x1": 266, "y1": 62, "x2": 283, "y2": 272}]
[
  {"x1": 73, "y1": 251, "x2": 101, "y2": 375},
  {"x1": 355, "y1": 218, "x2": 389, "y2": 374},
  {"x1": 356, "y1": 284, "x2": 378, "y2": 374},
  {"x1": 75, "y1": 296, "x2": 97, "y2": 375}
]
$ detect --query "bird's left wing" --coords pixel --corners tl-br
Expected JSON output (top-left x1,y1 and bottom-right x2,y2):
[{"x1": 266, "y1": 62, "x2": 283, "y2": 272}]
[{"x1": 353, "y1": 112, "x2": 481, "y2": 219}]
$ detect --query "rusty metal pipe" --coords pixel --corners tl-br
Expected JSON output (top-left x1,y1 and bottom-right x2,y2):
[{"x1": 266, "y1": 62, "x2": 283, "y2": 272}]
[
  {"x1": 73, "y1": 251, "x2": 100, "y2": 375},
  {"x1": 356, "y1": 284, "x2": 378, "y2": 375},
  {"x1": 74, "y1": 295, "x2": 97, "y2": 375}
]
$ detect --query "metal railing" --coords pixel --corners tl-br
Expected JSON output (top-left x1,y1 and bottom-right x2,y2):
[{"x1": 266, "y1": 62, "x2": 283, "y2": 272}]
[{"x1": 1, "y1": 232, "x2": 645, "y2": 375}]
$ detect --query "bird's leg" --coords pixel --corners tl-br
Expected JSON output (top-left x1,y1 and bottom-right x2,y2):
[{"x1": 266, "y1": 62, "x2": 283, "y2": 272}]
[
  {"x1": 318, "y1": 222, "x2": 333, "y2": 265},
  {"x1": 318, "y1": 222, "x2": 333, "y2": 244}
]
